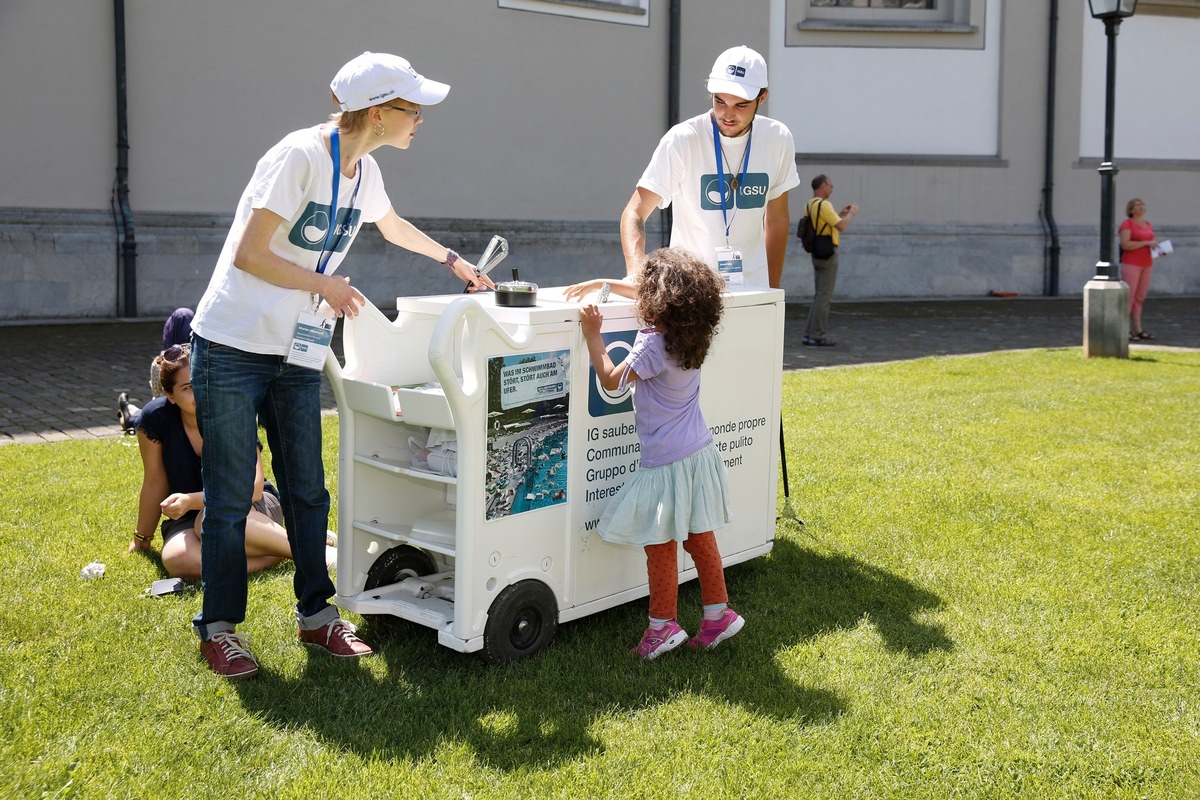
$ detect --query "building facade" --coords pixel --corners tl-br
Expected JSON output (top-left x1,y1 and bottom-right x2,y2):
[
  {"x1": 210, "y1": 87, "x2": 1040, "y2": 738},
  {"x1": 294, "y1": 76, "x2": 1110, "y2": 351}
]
[{"x1": 1, "y1": 0, "x2": 1196, "y2": 320}]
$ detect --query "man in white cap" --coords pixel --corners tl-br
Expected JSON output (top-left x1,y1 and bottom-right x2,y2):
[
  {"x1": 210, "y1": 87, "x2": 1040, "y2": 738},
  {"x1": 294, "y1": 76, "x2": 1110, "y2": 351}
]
[
  {"x1": 189, "y1": 52, "x2": 492, "y2": 680},
  {"x1": 619, "y1": 45, "x2": 800, "y2": 289}
]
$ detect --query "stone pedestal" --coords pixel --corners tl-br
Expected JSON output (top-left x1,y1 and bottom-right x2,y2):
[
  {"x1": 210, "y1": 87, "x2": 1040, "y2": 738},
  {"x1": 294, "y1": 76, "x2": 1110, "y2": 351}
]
[{"x1": 1082, "y1": 278, "x2": 1130, "y2": 358}]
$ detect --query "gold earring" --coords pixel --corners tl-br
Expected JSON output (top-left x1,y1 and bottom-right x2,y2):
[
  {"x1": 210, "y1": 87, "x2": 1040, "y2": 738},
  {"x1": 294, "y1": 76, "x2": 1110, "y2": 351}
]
[{"x1": 374, "y1": 123, "x2": 385, "y2": 137}]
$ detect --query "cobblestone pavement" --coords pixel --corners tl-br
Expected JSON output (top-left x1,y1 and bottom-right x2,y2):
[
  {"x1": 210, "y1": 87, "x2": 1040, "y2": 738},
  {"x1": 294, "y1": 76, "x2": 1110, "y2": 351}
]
[{"x1": 1, "y1": 297, "x2": 1196, "y2": 445}]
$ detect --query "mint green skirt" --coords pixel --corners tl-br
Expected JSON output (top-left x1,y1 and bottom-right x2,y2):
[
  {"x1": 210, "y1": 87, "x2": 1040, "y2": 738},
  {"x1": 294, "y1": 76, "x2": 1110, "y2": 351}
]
[{"x1": 598, "y1": 442, "x2": 732, "y2": 547}]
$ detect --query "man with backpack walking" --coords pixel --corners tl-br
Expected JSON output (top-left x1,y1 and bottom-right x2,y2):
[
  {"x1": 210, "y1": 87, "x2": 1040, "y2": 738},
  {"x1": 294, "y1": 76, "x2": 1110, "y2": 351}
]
[{"x1": 799, "y1": 174, "x2": 858, "y2": 346}]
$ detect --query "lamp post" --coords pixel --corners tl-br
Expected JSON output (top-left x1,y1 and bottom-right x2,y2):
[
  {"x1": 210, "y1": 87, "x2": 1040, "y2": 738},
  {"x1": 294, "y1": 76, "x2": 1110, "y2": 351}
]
[{"x1": 1082, "y1": 0, "x2": 1136, "y2": 358}]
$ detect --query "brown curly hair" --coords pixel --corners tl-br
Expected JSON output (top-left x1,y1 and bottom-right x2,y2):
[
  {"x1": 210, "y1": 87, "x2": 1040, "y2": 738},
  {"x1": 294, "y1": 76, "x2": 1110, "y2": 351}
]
[{"x1": 635, "y1": 248, "x2": 725, "y2": 371}]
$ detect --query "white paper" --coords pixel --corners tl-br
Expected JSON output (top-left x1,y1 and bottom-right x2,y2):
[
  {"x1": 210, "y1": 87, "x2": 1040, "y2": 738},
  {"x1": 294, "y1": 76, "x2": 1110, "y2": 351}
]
[{"x1": 1151, "y1": 239, "x2": 1173, "y2": 259}]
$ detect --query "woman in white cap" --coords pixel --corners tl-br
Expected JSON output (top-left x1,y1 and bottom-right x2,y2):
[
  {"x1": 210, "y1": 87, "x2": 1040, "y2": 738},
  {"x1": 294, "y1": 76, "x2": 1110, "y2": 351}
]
[{"x1": 188, "y1": 52, "x2": 492, "y2": 680}]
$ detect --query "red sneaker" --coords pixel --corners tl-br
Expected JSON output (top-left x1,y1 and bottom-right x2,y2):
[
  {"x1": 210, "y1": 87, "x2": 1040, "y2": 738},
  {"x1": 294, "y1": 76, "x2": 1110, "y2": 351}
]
[
  {"x1": 299, "y1": 618, "x2": 373, "y2": 658},
  {"x1": 200, "y1": 632, "x2": 259, "y2": 680}
]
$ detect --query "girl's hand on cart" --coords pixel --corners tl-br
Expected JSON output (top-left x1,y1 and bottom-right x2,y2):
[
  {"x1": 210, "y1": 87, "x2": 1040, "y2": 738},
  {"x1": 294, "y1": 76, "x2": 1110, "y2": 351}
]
[{"x1": 580, "y1": 304, "x2": 604, "y2": 336}]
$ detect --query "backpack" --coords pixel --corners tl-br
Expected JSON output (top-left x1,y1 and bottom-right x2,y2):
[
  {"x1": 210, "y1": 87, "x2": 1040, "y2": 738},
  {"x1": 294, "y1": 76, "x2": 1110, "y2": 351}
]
[
  {"x1": 798, "y1": 211, "x2": 816, "y2": 254},
  {"x1": 797, "y1": 199, "x2": 836, "y2": 259}
]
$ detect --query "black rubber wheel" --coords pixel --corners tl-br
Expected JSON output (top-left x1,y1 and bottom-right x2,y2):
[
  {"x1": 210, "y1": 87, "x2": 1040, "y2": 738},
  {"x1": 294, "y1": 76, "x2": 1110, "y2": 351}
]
[
  {"x1": 364, "y1": 544, "x2": 437, "y2": 591},
  {"x1": 480, "y1": 580, "x2": 559, "y2": 664}
]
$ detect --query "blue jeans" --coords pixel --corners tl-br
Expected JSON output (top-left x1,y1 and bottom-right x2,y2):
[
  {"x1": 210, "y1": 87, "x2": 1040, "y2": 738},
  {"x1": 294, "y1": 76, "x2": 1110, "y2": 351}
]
[{"x1": 190, "y1": 334, "x2": 337, "y2": 640}]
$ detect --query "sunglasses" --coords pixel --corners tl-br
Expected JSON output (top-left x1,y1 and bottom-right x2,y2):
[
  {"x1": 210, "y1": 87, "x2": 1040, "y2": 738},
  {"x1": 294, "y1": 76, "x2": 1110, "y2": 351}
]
[{"x1": 162, "y1": 343, "x2": 190, "y2": 362}]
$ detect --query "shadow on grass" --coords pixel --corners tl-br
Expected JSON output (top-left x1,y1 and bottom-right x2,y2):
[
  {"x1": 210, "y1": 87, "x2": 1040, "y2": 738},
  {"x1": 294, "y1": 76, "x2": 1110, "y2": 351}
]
[
  {"x1": 748, "y1": 528, "x2": 954, "y2": 657},
  {"x1": 233, "y1": 533, "x2": 949, "y2": 770},
  {"x1": 1129, "y1": 352, "x2": 1200, "y2": 368}
]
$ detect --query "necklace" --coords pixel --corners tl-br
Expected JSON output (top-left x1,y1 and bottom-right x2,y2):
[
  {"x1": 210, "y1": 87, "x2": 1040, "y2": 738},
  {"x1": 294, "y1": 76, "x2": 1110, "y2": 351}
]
[{"x1": 717, "y1": 128, "x2": 750, "y2": 192}]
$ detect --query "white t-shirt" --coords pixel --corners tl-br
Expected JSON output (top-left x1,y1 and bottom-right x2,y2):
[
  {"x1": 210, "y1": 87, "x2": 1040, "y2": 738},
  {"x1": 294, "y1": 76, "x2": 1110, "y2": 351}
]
[
  {"x1": 637, "y1": 112, "x2": 800, "y2": 289},
  {"x1": 193, "y1": 125, "x2": 392, "y2": 355}
]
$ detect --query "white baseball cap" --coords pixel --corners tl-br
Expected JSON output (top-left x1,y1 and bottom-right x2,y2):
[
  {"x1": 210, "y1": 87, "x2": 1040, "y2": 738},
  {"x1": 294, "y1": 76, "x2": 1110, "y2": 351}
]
[
  {"x1": 706, "y1": 46, "x2": 768, "y2": 101},
  {"x1": 330, "y1": 52, "x2": 450, "y2": 112}
]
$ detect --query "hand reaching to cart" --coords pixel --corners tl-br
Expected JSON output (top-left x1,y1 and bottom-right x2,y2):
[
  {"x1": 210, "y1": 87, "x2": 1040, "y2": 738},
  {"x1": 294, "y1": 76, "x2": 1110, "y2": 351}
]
[
  {"x1": 564, "y1": 277, "x2": 635, "y2": 303},
  {"x1": 449, "y1": 257, "x2": 496, "y2": 293},
  {"x1": 320, "y1": 274, "x2": 367, "y2": 318},
  {"x1": 579, "y1": 303, "x2": 604, "y2": 337},
  {"x1": 580, "y1": 305, "x2": 635, "y2": 391}
]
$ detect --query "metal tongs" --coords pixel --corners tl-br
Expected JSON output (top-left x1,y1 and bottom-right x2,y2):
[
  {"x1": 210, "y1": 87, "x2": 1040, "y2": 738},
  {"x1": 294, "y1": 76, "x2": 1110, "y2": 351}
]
[{"x1": 463, "y1": 235, "x2": 509, "y2": 292}]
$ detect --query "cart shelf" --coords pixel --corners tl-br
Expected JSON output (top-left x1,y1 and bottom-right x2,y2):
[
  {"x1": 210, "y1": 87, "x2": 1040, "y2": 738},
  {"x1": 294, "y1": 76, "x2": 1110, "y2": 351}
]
[
  {"x1": 352, "y1": 512, "x2": 457, "y2": 556},
  {"x1": 341, "y1": 585, "x2": 453, "y2": 628},
  {"x1": 352, "y1": 453, "x2": 456, "y2": 485},
  {"x1": 342, "y1": 377, "x2": 454, "y2": 429}
]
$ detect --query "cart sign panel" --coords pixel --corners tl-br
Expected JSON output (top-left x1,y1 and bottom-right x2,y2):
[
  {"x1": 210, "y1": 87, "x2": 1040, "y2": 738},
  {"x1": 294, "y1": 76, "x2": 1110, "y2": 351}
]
[
  {"x1": 486, "y1": 350, "x2": 572, "y2": 521},
  {"x1": 499, "y1": 355, "x2": 568, "y2": 410}
]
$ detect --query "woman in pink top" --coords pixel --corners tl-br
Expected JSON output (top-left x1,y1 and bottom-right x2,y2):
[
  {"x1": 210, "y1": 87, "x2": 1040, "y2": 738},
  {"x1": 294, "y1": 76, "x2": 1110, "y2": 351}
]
[{"x1": 1119, "y1": 198, "x2": 1158, "y2": 341}]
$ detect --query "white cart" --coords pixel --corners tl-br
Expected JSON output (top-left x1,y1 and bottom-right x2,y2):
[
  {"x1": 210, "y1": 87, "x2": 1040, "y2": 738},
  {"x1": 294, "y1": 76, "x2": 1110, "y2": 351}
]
[{"x1": 323, "y1": 286, "x2": 784, "y2": 663}]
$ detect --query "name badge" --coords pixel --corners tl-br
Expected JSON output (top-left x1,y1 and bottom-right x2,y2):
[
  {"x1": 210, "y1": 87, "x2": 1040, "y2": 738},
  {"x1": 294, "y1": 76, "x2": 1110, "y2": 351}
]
[
  {"x1": 286, "y1": 311, "x2": 335, "y2": 370},
  {"x1": 716, "y1": 246, "x2": 744, "y2": 288}
]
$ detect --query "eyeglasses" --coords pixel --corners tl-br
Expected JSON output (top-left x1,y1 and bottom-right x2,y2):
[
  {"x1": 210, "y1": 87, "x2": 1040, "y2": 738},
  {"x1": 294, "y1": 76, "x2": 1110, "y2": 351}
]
[
  {"x1": 384, "y1": 105, "x2": 422, "y2": 120},
  {"x1": 162, "y1": 343, "x2": 189, "y2": 362}
]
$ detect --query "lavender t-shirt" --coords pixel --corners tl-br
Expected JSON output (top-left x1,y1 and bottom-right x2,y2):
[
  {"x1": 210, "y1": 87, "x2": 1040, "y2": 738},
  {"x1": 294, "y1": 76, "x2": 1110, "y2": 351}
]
[{"x1": 620, "y1": 329, "x2": 712, "y2": 469}]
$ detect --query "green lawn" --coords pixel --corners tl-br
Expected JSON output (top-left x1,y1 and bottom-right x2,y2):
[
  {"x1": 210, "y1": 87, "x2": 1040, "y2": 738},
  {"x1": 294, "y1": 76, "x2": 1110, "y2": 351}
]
[{"x1": 2, "y1": 348, "x2": 1197, "y2": 799}]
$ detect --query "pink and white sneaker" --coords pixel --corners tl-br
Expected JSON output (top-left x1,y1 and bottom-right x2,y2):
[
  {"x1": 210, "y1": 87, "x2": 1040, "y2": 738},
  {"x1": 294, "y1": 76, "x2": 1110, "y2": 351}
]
[
  {"x1": 631, "y1": 621, "x2": 689, "y2": 661},
  {"x1": 688, "y1": 608, "x2": 744, "y2": 651}
]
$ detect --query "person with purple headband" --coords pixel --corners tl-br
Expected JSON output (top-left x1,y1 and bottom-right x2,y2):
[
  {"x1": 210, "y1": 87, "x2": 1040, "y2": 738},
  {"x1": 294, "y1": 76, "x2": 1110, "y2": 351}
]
[{"x1": 118, "y1": 307, "x2": 195, "y2": 432}]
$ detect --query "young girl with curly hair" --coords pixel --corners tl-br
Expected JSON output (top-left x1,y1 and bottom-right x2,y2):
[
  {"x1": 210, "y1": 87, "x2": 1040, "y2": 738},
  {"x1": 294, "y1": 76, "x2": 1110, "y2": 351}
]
[{"x1": 576, "y1": 247, "x2": 744, "y2": 660}]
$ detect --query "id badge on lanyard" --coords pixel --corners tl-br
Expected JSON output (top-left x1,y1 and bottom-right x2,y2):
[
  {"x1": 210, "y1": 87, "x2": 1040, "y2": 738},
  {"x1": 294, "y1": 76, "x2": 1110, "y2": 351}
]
[
  {"x1": 716, "y1": 246, "x2": 744, "y2": 288},
  {"x1": 712, "y1": 116, "x2": 751, "y2": 290},
  {"x1": 286, "y1": 311, "x2": 335, "y2": 370}
]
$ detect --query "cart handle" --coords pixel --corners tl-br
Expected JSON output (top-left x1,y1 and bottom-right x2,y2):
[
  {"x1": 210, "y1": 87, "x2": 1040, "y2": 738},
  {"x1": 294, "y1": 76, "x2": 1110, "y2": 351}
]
[{"x1": 427, "y1": 297, "x2": 538, "y2": 410}]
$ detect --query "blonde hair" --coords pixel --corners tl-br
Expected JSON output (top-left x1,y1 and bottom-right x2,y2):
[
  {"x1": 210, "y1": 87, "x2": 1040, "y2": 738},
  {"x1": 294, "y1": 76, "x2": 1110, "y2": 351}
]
[
  {"x1": 1125, "y1": 198, "x2": 1144, "y2": 218},
  {"x1": 328, "y1": 97, "x2": 371, "y2": 135}
]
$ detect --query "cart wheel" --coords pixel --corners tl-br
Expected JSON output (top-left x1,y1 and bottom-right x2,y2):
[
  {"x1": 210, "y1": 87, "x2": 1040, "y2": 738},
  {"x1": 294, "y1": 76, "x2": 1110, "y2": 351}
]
[
  {"x1": 481, "y1": 580, "x2": 558, "y2": 664},
  {"x1": 364, "y1": 544, "x2": 437, "y2": 590}
]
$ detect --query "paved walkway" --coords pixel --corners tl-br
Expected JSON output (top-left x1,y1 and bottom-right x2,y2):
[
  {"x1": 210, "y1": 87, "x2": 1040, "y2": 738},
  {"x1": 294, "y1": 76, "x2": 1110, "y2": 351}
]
[{"x1": 1, "y1": 296, "x2": 1196, "y2": 445}]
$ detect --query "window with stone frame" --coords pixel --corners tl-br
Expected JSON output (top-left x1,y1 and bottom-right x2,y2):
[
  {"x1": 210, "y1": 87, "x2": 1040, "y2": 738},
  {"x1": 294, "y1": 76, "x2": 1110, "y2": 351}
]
[
  {"x1": 497, "y1": 0, "x2": 649, "y2": 27},
  {"x1": 786, "y1": 0, "x2": 985, "y2": 49}
]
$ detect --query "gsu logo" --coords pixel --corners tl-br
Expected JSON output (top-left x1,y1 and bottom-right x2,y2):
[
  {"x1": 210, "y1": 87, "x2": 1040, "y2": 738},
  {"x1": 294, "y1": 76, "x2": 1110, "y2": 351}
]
[
  {"x1": 588, "y1": 329, "x2": 635, "y2": 417},
  {"x1": 699, "y1": 173, "x2": 770, "y2": 211}
]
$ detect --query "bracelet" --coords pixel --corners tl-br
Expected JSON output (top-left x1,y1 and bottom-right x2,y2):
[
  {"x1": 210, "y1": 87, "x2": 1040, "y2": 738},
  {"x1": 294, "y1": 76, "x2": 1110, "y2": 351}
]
[
  {"x1": 442, "y1": 249, "x2": 459, "y2": 271},
  {"x1": 133, "y1": 531, "x2": 152, "y2": 543}
]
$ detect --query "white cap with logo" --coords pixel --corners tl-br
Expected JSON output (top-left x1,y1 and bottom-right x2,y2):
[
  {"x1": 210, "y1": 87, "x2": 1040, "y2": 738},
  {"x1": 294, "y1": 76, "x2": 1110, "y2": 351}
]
[
  {"x1": 706, "y1": 46, "x2": 768, "y2": 101},
  {"x1": 330, "y1": 52, "x2": 450, "y2": 112}
]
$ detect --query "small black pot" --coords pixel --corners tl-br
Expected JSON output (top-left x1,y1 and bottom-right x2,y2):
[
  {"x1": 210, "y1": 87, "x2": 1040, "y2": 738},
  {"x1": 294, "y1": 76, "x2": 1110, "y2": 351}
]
[{"x1": 494, "y1": 280, "x2": 538, "y2": 307}]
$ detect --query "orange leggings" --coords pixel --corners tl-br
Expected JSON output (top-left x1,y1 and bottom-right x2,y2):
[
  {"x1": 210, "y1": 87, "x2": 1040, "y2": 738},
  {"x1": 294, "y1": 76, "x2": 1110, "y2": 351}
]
[{"x1": 644, "y1": 531, "x2": 728, "y2": 620}]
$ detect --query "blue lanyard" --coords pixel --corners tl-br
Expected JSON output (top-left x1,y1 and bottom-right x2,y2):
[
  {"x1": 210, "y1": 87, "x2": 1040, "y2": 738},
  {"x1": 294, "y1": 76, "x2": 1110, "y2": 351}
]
[
  {"x1": 711, "y1": 115, "x2": 752, "y2": 240},
  {"x1": 317, "y1": 128, "x2": 362, "y2": 275}
]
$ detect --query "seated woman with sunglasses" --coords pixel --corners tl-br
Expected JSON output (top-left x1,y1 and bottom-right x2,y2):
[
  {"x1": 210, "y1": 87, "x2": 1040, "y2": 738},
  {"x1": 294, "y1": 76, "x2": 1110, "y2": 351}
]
[
  {"x1": 119, "y1": 307, "x2": 195, "y2": 433},
  {"x1": 126, "y1": 344, "x2": 334, "y2": 581}
]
